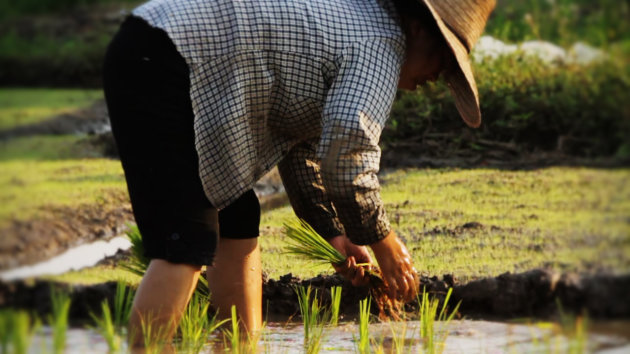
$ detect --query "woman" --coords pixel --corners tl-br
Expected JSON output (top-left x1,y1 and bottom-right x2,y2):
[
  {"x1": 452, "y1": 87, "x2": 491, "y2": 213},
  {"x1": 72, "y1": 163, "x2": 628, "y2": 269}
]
[{"x1": 103, "y1": 0, "x2": 494, "y2": 348}]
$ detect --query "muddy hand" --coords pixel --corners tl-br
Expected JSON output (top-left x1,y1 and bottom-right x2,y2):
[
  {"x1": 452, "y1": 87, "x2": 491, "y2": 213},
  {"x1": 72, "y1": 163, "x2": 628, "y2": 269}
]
[
  {"x1": 370, "y1": 230, "x2": 419, "y2": 302},
  {"x1": 328, "y1": 235, "x2": 372, "y2": 287}
]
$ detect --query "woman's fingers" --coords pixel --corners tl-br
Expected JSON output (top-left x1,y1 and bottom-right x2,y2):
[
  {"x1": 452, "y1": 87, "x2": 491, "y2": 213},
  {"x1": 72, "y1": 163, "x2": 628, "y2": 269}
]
[
  {"x1": 353, "y1": 264, "x2": 369, "y2": 287},
  {"x1": 370, "y1": 230, "x2": 420, "y2": 302}
]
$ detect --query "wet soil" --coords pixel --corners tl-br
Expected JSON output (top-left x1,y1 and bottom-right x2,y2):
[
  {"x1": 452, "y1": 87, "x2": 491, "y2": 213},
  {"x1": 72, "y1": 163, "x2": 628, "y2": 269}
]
[
  {"x1": 1, "y1": 268, "x2": 628, "y2": 324},
  {"x1": 0, "y1": 193, "x2": 133, "y2": 270}
]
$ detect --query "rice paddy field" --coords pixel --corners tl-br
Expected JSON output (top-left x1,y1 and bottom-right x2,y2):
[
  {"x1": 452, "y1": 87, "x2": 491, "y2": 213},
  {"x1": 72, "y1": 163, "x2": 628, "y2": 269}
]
[
  {"x1": 1, "y1": 86, "x2": 629, "y2": 352},
  {"x1": 1, "y1": 0, "x2": 630, "y2": 352}
]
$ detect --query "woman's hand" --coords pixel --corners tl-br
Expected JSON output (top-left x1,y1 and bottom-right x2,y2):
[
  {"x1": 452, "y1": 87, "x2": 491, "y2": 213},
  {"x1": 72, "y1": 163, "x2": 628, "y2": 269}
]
[
  {"x1": 369, "y1": 230, "x2": 419, "y2": 302},
  {"x1": 327, "y1": 235, "x2": 373, "y2": 287}
]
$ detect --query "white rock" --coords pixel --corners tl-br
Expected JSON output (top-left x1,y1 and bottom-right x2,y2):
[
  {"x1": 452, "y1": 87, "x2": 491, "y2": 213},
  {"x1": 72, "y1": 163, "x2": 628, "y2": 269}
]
[
  {"x1": 520, "y1": 40, "x2": 567, "y2": 63},
  {"x1": 473, "y1": 35, "x2": 607, "y2": 66},
  {"x1": 567, "y1": 42, "x2": 607, "y2": 65},
  {"x1": 473, "y1": 35, "x2": 518, "y2": 62}
]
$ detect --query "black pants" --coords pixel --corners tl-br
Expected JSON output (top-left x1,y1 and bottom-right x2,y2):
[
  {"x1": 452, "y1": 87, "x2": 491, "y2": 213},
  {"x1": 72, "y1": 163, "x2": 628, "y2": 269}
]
[{"x1": 103, "y1": 16, "x2": 260, "y2": 266}]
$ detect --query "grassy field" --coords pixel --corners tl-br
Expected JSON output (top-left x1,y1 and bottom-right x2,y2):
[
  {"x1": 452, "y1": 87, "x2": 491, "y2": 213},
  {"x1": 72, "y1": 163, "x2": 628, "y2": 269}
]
[
  {"x1": 0, "y1": 88, "x2": 124, "y2": 228},
  {"x1": 48, "y1": 165, "x2": 630, "y2": 285},
  {"x1": 259, "y1": 167, "x2": 630, "y2": 281},
  {"x1": 2, "y1": 91, "x2": 629, "y2": 284},
  {"x1": 0, "y1": 88, "x2": 102, "y2": 130}
]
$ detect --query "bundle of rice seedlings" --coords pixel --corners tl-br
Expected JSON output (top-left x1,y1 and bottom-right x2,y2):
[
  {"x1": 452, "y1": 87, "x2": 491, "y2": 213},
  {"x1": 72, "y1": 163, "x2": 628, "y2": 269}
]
[
  {"x1": 283, "y1": 219, "x2": 403, "y2": 320},
  {"x1": 284, "y1": 219, "x2": 346, "y2": 266}
]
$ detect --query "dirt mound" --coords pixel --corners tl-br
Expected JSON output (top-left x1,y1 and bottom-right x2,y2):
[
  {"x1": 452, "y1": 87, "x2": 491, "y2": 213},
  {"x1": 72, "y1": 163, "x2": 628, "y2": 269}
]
[
  {"x1": 1, "y1": 269, "x2": 628, "y2": 323},
  {"x1": 0, "y1": 193, "x2": 133, "y2": 270}
]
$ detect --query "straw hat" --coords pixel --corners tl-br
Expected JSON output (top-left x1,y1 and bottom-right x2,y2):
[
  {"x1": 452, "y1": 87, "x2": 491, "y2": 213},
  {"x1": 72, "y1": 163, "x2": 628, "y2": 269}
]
[{"x1": 420, "y1": 0, "x2": 496, "y2": 128}]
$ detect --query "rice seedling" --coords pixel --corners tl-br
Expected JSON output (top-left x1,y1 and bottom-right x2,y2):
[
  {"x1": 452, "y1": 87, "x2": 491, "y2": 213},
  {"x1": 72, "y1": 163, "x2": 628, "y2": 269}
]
[
  {"x1": 9, "y1": 311, "x2": 40, "y2": 354},
  {"x1": 138, "y1": 311, "x2": 170, "y2": 354},
  {"x1": 356, "y1": 297, "x2": 372, "y2": 354},
  {"x1": 556, "y1": 300, "x2": 589, "y2": 353},
  {"x1": 284, "y1": 219, "x2": 402, "y2": 320},
  {"x1": 219, "y1": 304, "x2": 264, "y2": 353},
  {"x1": 329, "y1": 286, "x2": 342, "y2": 326},
  {"x1": 223, "y1": 305, "x2": 241, "y2": 353},
  {"x1": 112, "y1": 280, "x2": 134, "y2": 332},
  {"x1": 178, "y1": 293, "x2": 228, "y2": 353},
  {"x1": 48, "y1": 287, "x2": 71, "y2": 354},
  {"x1": 295, "y1": 285, "x2": 329, "y2": 353},
  {"x1": 284, "y1": 219, "x2": 346, "y2": 265},
  {"x1": 418, "y1": 288, "x2": 460, "y2": 354},
  {"x1": 242, "y1": 325, "x2": 266, "y2": 354},
  {"x1": 122, "y1": 227, "x2": 210, "y2": 298},
  {"x1": 90, "y1": 299, "x2": 122, "y2": 353},
  {"x1": 0, "y1": 309, "x2": 12, "y2": 353},
  {"x1": 389, "y1": 320, "x2": 411, "y2": 354}
]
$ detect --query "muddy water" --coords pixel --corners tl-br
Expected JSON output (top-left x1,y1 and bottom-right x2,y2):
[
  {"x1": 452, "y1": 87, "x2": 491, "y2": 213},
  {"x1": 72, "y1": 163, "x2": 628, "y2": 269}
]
[{"x1": 25, "y1": 320, "x2": 630, "y2": 353}]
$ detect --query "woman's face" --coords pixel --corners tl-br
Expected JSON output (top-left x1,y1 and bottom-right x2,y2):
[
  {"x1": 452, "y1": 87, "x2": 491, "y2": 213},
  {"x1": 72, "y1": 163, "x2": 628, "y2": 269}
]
[{"x1": 398, "y1": 21, "x2": 452, "y2": 90}]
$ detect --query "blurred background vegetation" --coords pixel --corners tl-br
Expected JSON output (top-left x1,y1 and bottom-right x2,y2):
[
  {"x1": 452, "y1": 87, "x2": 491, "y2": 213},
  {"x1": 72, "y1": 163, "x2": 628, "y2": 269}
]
[{"x1": 0, "y1": 0, "x2": 629, "y2": 158}]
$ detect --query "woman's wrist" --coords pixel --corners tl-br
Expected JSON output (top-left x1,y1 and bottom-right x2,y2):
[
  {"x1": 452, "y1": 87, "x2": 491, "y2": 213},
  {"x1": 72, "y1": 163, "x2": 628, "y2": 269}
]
[{"x1": 369, "y1": 229, "x2": 397, "y2": 254}]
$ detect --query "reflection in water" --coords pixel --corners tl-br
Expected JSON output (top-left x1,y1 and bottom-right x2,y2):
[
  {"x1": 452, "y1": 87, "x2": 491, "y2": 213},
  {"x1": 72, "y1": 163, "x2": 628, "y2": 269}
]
[{"x1": 0, "y1": 236, "x2": 131, "y2": 281}]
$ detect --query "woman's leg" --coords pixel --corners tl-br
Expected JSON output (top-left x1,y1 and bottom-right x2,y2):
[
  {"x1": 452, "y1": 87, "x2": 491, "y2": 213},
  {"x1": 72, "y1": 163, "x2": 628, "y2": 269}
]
[
  {"x1": 129, "y1": 260, "x2": 201, "y2": 349},
  {"x1": 206, "y1": 238, "x2": 262, "y2": 334},
  {"x1": 103, "y1": 15, "x2": 220, "y2": 349},
  {"x1": 207, "y1": 190, "x2": 263, "y2": 333}
]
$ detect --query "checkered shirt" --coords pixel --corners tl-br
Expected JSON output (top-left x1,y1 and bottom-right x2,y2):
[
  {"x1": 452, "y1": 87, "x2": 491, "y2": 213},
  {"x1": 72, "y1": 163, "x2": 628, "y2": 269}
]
[{"x1": 133, "y1": 0, "x2": 406, "y2": 245}]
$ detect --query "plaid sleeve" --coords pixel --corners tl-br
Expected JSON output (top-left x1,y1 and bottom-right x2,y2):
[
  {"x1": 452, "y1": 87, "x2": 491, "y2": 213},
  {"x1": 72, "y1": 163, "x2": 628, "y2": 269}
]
[
  {"x1": 317, "y1": 39, "x2": 403, "y2": 245},
  {"x1": 278, "y1": 139, "x2": 345, "y2": 239}
]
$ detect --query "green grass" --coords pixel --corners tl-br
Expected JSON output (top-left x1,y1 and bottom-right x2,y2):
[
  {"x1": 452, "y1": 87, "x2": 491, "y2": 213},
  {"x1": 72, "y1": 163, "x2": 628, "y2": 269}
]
[
  {"x1": 0, "y1": 88, "x2": 102, "y2": 130},
  {"x1": 0, "y1": 158, "x2": 126, "y2": 227},
  {"x1": 384, "y1": 168, "x2": 630, "y2": 280},
  {"x1": 41, "y1": 265, "x2": 140, "y2": 285},
  {"x1": 39, "y1": 166, "x2": 630, "y2": 285},
  {"x1": 0, "y1": 90, "x2": 121, "y2": 229},
  {"x1": 0, "y1": 0, "x2": 141, "y2": 20},
  {"x1": 388, "y1": 53, "x2": 630, "y2": 159},
  {"x1": 0, "y1": 135, "x2": 97, "y2": 161},
  {"x1": 485, "y1": 0, "x2": 629, "y2": 47},
  {"x1": 2, "y1": 88, "x2": 626, "y2": 285},
  {"x1": 259, "y1": 167, "x2": 630, "y2": 281}
]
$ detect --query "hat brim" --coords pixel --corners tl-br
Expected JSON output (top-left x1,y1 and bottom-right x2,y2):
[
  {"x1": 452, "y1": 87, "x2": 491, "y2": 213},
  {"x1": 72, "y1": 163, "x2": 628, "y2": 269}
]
[{"x1": 421, "y1": 0, "x2": 481, "y2": 128}]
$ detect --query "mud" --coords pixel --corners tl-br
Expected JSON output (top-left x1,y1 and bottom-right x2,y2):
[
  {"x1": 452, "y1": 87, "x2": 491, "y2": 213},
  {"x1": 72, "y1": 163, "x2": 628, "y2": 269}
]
[
  {"x1": 0, "y1": 194, "x2": 133, "y2": 270},
  {"x1": 1, "y1": 269, "x2": 628, "y2": 324}
]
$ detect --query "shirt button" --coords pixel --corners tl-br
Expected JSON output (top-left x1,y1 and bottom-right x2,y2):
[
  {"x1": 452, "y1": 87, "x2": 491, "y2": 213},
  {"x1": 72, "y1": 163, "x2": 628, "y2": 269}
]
[{"x1": 171, "y1": 233, "x2": 180, "y2": 240}]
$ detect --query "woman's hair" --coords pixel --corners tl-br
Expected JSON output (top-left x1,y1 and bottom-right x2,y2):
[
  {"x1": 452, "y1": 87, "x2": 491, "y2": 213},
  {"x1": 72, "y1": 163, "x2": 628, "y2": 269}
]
[{"x1": 391, "y1": 0, "x2": 441, "y2": 37}]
